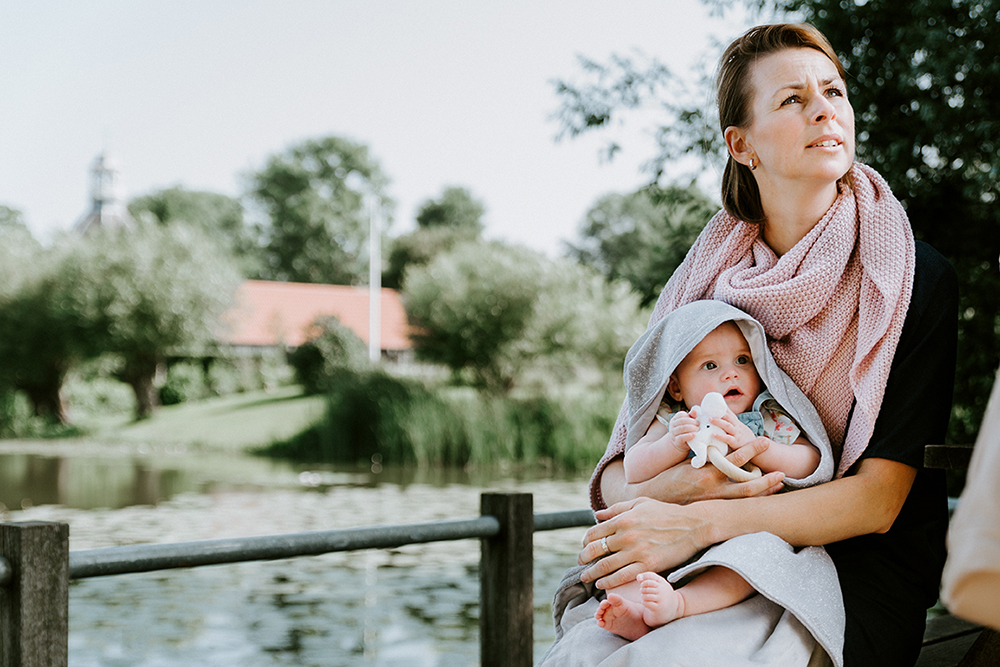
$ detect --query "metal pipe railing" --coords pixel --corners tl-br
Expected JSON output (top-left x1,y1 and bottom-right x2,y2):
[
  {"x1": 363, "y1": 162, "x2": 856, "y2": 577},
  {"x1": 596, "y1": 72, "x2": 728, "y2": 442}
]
[{"x1": 0, "y1": 496, "x2": 596, "y2": 667}]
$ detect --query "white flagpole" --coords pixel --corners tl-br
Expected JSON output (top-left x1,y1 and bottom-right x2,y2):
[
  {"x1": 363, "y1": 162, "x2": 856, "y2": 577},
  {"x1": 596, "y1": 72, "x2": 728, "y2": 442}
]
[{"x1": 368, "y1": 194, "x2": 382, "y2": 364}]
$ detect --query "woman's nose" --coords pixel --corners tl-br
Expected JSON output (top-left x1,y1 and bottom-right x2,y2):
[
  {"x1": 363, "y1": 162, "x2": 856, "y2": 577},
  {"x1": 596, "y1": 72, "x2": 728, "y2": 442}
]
[{"x1": 810, "y1": 94, "x2": 837, "y2": 123}]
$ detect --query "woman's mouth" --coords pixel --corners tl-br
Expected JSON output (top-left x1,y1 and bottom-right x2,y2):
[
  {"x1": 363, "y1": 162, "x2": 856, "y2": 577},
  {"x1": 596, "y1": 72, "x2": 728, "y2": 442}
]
[{"x1": 808, "y1": 136, "x2": 843, "y2": 148}]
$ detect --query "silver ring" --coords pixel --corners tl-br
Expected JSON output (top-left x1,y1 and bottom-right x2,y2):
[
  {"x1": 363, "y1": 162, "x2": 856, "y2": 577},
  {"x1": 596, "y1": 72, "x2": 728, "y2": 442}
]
[{"x1": 601, "y1": 536, "x2": 610, "y2": 556}]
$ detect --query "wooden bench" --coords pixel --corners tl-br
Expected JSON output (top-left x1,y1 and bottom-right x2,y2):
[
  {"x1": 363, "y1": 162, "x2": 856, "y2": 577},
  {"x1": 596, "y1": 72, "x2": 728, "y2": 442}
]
[{"x1": 915, "y1": 443, "x2": 1000, "y2": 666}]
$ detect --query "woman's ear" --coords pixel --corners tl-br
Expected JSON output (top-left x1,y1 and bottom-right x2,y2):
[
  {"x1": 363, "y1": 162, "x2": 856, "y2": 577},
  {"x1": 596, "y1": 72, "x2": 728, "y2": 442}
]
[
  {"x1": 666, "y1": 374, "x2": 683, "y2": 402},
  {"x1": 725, "y1": 126, "x2": 754, "y2": 169}
]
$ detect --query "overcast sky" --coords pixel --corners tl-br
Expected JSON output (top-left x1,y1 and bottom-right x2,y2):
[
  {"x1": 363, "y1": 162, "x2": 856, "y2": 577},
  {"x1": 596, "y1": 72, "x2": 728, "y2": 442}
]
[{"x1": 0, "y1": 1, "x2": 758, "y2": 255}]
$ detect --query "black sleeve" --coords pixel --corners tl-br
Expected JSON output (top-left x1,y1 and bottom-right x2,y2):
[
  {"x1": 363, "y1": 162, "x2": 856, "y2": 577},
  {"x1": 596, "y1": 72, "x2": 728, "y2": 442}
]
[
  {"x1": 829, "y1": 241, "x2": 959, "y2": 667},
  {"x1": 855, "y1": 240, "x2": 959, "y2": 469}
]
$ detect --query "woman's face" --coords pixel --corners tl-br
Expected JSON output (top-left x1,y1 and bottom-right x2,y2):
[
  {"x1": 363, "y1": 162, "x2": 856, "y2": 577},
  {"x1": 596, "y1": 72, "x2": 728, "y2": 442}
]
[{"x1": 736, "y1": 47, "x2": 855, "y2": 191}]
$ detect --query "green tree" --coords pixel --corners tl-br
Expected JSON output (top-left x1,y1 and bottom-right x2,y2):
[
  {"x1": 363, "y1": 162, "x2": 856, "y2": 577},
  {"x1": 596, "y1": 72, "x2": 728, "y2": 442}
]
[
  {"x1": 383, "y1": 186, "x2": 486, "y2": 289},
  {"x1": 414, "y1": 186, "x2": 486, "y2": 234},
  {"x1": 0, "y1": 205, "x2": 42, "y2": 296},
  {"x1": 0, "y1": 210, "x2": 80, "y2": 423},
  {"x1": 248, "y1": 135, "x2": 392, "y2": 285},
  {"x1": 405, "y1": 242, "x2": 543, "y2": 392},
  {"x1": 404, "y1": 241, "x2": 646, "y2": 392},
  {"x1": 129, "y1": 186, "x2": 261, "y2": 277},
  {"x1": 553, "y1": 0, "x2": 1000, "y2": 444},
  {"x1": 522, "y1": 258, "x2": 648, "y2": 386},
  {"x1": 62, "y1": 224, "x2": 241, "y2": 419},
  {"x1": 567, "y1": 182, "x2": 717, "y2": 306},
  {"x1": 0, "y1": 266, "x2": 93, "y2": 423}
]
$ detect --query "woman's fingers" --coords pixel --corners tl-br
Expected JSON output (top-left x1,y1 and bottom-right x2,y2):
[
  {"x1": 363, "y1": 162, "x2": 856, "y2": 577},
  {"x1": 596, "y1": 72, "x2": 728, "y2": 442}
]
[
  {"x1": 592, "y1": 498, "x2": 639, "y2": 524},
  {"x1": 726, "y1": 436, "x2": 769, "y2": 467},
  {"x1": 595, "y1": 561, "x2": 649, "y2": 591},
  {"x1": 726, "y1": 470, "x2": 785, "y2": 498}
]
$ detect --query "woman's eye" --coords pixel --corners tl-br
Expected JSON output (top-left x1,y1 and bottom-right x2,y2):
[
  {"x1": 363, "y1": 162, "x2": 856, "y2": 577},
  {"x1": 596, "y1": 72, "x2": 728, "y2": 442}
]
[
  {"x1": 826, "y1": 87, "x2": 845, "y2": 98},
  {"x1": 781, "y1": 95, "x2": 800, "y2": 106}
]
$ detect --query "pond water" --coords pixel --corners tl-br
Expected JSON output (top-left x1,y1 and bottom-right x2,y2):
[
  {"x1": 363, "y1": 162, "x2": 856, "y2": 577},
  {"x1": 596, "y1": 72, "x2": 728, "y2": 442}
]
[{"x1": 0, "y1": 442, "x2": 593, "y2": 666}]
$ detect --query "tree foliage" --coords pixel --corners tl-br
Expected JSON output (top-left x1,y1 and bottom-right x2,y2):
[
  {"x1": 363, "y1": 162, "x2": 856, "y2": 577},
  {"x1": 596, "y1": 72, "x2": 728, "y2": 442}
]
[
  {"x1": 553, "y1": 0, "x2": 1000, "y2": 444},
  {"x1": 0, "y1": 254, "x2": 94, "y2": 423},
  {"x1": 414, "y1": 186, "x2": 486, "y2": 234},
  {"x1": 404, "y1": 241, "x2": 646, "y2": 392},
  {"x1": 0, "y1": 205, "x2": 42, "y2": 297},
  {"x1": 383, "y1": 187, "x2": 486, "y2": 289},
  {"x1": 129, "y1": 186, "x2": 261, "y2": 277},
  {"x1": 567, "y1": 182, "x2": 717, "y2": 306},
  {"x1": 248, "y1": 135, "x2": 392, "y2": 285}
]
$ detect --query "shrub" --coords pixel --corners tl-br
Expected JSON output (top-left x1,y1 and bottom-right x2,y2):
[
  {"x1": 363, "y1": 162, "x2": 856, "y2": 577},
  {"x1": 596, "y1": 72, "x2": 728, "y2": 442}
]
[
  {"x1": 63, "y1": 375, "x2": 135, "y2": 418},
  {"x1": 159, "y1": 361, "x2": 208, "y2": 406},
  {"x1": 287, "y1": 316, "x2": 369, "y2": 394},
  {"x1": 261, "y1": 373, "x2": 621, "y2": 470}
]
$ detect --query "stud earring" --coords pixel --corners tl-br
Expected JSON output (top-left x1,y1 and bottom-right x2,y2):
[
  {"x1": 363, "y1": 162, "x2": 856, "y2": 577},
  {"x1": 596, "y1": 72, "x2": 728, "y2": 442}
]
[{"x1": 749, "y1": 157, "x2": 757, "y2": 171}]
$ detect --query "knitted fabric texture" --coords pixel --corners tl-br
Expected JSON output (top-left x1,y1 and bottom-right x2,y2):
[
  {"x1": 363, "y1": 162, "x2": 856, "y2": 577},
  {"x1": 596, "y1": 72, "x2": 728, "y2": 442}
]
[{"x1": 590, "y1": 162, "x2": 914, "y2": 506}]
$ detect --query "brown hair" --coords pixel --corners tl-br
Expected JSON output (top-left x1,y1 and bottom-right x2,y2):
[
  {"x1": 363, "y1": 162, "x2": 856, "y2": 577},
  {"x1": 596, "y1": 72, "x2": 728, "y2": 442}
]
[{"x1": 717, "y1": 23, "x2": 852, "y2": 223}]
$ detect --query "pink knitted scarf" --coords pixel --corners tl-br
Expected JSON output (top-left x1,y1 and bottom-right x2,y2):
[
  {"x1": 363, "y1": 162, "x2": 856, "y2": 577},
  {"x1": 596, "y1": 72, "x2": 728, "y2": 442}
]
[{"x1": 593, "y1": 163, "x2": 914, "y2": 500}]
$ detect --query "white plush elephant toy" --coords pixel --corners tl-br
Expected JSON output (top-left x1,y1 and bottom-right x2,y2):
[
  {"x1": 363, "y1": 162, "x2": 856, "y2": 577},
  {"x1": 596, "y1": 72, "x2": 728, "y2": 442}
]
[{"x1": 672, "y1": 392, "x2": 762, "y2": 482}]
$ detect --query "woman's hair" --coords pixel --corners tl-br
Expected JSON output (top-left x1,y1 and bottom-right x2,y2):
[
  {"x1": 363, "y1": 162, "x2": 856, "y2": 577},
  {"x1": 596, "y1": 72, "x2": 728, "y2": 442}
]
[{"x1": 717, "y1": 23, "x2": 852, "y2": 224}]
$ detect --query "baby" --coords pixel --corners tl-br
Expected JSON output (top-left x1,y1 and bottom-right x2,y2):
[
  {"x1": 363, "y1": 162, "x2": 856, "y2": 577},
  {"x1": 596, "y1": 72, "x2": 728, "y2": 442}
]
[{"x1": 596, "y1": 318, "x2": 820, "y2": 641}]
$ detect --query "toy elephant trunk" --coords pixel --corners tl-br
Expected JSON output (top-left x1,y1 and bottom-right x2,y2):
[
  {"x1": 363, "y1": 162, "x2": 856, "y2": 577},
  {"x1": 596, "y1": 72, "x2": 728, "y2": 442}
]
[{"x1": 682, "y1": 392, "x2": 762, "y2": 482}]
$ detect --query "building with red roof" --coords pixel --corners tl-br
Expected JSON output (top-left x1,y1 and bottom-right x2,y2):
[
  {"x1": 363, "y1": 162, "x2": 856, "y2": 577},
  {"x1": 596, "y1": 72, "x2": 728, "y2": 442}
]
[{"x1": 218, "y1": 280, "x2": 414, "y2": 360}]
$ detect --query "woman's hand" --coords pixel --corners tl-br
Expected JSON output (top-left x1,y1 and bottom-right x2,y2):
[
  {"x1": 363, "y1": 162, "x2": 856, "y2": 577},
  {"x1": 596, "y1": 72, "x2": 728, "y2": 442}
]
[
  {"x1": 577, "y1": 497, "x2": 714, "y2": 590},
  {"x1": 600, "y1": 441, "x2": 785, "y2": 508}
]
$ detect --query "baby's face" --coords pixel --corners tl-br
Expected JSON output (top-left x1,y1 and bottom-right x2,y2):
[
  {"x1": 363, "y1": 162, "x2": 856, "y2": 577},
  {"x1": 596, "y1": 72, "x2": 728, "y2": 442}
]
[{"x1": 667, "y1": 322, "x2": 762, "y2": 414}]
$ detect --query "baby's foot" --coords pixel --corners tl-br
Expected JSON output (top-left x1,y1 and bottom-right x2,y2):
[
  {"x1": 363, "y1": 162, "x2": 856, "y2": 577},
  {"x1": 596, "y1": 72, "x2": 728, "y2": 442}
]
[
  {"x1": 637, "y1": 572, "x2": 684, "y2": 626},
  {"x1": 595, "y1": 593, "x2": 652, "y2": 641}
]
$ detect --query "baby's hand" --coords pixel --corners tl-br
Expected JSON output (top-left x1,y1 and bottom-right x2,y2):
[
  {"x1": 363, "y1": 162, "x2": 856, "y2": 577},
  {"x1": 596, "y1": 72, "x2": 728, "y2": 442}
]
[
  {"x1": 668, "y1": 411, "x2": 699, "y2": 452},
  {"x1": 709, "y1": 408, "x2": 758, "y2": 451}
]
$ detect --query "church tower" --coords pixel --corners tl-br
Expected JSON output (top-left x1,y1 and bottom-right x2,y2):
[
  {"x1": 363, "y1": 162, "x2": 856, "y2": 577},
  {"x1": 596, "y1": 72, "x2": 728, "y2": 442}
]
[{"x1": 72, "y1": 152, "x2": 134, "y2": 235}]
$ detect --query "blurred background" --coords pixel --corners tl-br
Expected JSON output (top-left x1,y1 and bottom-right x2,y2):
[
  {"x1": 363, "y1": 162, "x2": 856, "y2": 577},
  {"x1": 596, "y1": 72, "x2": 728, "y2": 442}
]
[{"x1": 0, "y1": 0, "x2": 996, "y2": 664}]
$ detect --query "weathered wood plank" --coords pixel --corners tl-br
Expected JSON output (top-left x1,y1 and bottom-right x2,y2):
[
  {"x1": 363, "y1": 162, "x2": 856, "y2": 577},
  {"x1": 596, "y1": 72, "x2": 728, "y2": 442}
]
[
  {"x1": 924, "y1": 444, "x2": 975, "y2": 470},
  {"x1": 480, "y1": 493, "x2": 533, "y2": 667},
  {"x1": 0, "y1": 522, "x2": 70, "y2": 667},
  {"x1": 923, "y1": 614, "x2": 982, "y2": 645},
  {"x1": 958, "y1": 628, "x2": 1000, "y2": 667}
]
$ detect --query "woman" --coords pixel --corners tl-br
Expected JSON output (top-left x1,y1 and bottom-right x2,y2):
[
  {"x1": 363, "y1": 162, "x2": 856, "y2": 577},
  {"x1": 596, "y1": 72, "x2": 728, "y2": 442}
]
[{"x1": 542, "y1": 23, "x2": 957, "y2": 667}]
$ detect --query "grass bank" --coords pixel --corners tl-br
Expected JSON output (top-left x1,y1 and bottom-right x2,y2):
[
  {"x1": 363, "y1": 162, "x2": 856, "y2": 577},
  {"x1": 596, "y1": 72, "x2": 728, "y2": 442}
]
[{"x1": 77, "y1": 385, "x2": 327, "y2": 453}]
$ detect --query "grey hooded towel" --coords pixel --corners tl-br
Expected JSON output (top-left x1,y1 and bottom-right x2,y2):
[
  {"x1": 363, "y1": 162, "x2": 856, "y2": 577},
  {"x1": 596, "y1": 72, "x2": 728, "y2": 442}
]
[{"x1": 540, "y1": 300, "x2": 845, "y2": 667}]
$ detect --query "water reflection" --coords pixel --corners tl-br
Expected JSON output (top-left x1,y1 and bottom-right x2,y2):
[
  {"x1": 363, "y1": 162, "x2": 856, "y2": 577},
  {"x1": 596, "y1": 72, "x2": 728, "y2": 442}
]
[
  {"x1": 0, "y1": 453, "x2": 230, "y2": 510},
  {"x1": 0, "y1": 449, "x2": 586, "y2": 512}
]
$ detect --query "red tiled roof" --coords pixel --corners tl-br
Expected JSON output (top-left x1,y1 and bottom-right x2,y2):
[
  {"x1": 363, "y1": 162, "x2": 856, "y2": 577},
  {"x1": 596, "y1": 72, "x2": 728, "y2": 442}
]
[{"x1": 218, "y1": 280, "x2": 413, "y2": 350}]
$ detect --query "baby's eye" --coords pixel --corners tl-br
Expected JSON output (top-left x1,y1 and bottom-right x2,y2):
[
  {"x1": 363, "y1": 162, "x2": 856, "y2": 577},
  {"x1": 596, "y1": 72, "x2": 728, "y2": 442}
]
[
  {"x1": 703, "y1": 362, "x2": 718, "y2": 370},
  {"x1": 736, "y1": 355, "x2": 751, "y2": 365}
]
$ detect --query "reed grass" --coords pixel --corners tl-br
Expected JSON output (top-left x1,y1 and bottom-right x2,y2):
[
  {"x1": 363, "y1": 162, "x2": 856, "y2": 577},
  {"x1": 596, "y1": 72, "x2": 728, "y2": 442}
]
[{"x1": 259, "y1": 370, "x2": 621, "y2": 470}]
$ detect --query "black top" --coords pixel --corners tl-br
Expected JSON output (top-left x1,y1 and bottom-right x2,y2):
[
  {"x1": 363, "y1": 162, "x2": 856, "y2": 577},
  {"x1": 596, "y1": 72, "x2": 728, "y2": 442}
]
[{"x1": 827, "y1": 240, "x2": 958, "y2": 666}]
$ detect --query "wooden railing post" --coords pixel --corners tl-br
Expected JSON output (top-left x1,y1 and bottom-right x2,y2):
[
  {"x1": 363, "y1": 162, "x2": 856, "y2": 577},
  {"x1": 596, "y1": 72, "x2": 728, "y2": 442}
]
[
  {"x1": 480, "y1": 492, "x2": 533, "y2": 667},
  {"x1": 0, "y1": 522, "x2": 69, "y2": 667}
]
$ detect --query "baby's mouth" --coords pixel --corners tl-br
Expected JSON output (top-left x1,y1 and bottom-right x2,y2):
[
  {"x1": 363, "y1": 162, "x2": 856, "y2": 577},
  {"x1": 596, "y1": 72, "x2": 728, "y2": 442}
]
[{"x1": 723, "y1": 388, "x2": 742, "y2": 399}]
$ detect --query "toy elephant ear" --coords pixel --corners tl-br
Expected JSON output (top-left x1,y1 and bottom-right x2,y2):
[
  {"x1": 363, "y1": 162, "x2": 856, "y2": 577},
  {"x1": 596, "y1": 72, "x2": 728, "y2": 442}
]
[{"x1": 700, "y1": 392, "x2": 728, "y2": 419}]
